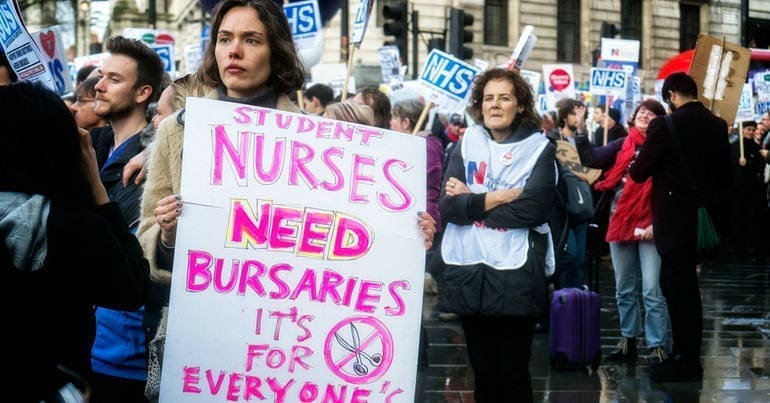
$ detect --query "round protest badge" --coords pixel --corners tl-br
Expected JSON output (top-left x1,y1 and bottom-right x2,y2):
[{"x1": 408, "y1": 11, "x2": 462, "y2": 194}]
[
  {"x1": 549, "y1": 69, "x2": 571, "y2": 92},
  {"x1": 500, "y1": 151, "x2": 514, "y2": 166},
  {"x1": 324, "y1": 316, "x2": 394, "y2": 384}
]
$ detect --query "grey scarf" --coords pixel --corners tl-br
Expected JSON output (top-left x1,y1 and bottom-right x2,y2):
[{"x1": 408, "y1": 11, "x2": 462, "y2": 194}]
[{"x1": 0, "y1": 192, "x2": 50, "y2": 271}]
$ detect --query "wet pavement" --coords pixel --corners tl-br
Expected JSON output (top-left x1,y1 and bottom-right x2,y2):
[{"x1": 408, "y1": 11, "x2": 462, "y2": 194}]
[{"x1": 417, "y1": 256, "x2": 770, "y2": 402}]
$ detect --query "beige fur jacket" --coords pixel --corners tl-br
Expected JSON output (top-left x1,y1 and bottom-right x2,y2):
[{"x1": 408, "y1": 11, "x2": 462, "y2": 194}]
[{"x1": 136, "y1": 88, "x2": 302, "y2": 284}]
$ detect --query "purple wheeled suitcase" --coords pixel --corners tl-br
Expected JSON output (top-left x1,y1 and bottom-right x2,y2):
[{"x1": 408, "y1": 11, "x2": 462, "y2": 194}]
[{"x1": 549, "y1": 287, "x2": 601, "y2": 372}]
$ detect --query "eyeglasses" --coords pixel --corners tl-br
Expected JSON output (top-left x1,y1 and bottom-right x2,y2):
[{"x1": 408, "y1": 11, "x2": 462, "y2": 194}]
[{"x1": 75, "y1": 97, "x2": 95, "y2": 107}]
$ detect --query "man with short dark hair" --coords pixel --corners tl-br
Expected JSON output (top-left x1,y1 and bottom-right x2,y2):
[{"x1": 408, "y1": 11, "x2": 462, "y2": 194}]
[
  {"x1": 303, "y1": 83, "x2": 334, "y2": 115},
  {"x1": 89, "y1": 35, "x2": 164, "y2": 402},
  {"x1": 629, "y1": 72, "x2": 731, "y2": 382}
]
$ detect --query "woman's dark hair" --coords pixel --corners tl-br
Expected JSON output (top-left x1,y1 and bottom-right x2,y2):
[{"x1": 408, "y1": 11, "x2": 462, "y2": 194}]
[
  {"x1": 0, "y1": 82, "x2": 94, "y2": 208},
  {"x1": 355, "y1": 87, "x2": 391, "y2": 129},
  {"x1": 629, "y1": 99, "x2": 666, "y2": 127},
  {"x1": 469, "y1": 68, "x2": 540, "y2": 130},
  {"x1": 200, "y1": 0, "x2": 305, "y2": 95}
]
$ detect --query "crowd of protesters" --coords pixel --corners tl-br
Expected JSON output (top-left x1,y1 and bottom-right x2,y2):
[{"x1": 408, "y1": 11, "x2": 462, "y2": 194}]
[{"x1": 4, "y1": 0, "x2": 770, "y2": 400}]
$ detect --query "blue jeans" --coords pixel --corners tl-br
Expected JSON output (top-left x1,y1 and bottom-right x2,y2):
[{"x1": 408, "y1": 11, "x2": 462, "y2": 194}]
[{"x1": 610, "y1": 240, "x2": 669, "y2": 348}]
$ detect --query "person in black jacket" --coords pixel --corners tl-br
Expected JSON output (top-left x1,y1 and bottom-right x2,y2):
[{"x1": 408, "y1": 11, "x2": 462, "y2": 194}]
[
  {"x1": 0, "y1": 81, "x2": 150, "y2": 402},
  {"x1": 629, "y1": 73, "x2": 731, "y2": 382},
  {"x1": 440, "y1": 68, "x2": 555, "y2": 402}
]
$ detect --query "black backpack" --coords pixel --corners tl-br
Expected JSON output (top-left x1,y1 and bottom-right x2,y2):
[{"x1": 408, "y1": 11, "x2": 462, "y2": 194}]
[{"x1": 548, "y1": 163, "x2": 595, "y2": 262}]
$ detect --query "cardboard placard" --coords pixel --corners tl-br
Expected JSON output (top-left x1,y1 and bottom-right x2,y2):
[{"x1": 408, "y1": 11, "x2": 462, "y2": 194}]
[{"x1": 689, "y1": 35, "x2": 751, "y2": 127}]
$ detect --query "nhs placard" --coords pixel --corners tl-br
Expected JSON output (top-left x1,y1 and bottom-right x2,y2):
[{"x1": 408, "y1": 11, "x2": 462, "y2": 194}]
[
  {"x1": 152, "y1": 44, "x2": 175, "y2": 75},
  {"x1": 419, "y1": 49, "x2": 481, "y2": 113},
  {"x1": 284, "y1": 0, "x2": 321, "y2": 50},
  {"x1": 590, "y1": 68, "x2": 628, "y2": 98}
]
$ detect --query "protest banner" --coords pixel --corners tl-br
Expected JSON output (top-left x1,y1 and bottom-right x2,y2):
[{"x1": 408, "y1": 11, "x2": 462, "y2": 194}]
[
  {"x1": 123, "y1": 27, "x2": 176, "y2": 45},
  {"x1": 507, "y1": 25, "x2": 536, "y2": 71},
  {"x1": 689, "y1": 35, "x2": 751, "y2": 127},
  {"x1": 343, "y1": 0, "x2": 375, "y2": 100},
  {"x1": 590, "y1": 68, "x2": 628, "y2": 98},
  {"x1": 519, "y1": 69, "x2": 541, "y2": 100},
  {"x1": 754, "y1": 70, "x2": 770, "y2": 115},
  {"x1": 285, "y1": 0, "x2": 323, "y2": 70},
  {"x1": 158, "y1": 97, "x2": 427, "y2": 402},
  {"x1": 0, "y1": 0, "x2": 56, "y2": 90},
  {"x1": 735, "y1": 82, "x2": 756, "y2": 123},
  {"x1": 379, "y1": 45, "x2": 403, "y2": 87},
  {"x1": 151, "y1": 43, "x2": 176, "y2": 76},
  {"x1": 542, "y1": 64, "x2": 575, "y2": 111},
  {"x1": 31, "y1": 25, "x2": 72, "y2": 95},
  {"x1": 418, "y1": 49, "x2": 481, "y2": 121}
]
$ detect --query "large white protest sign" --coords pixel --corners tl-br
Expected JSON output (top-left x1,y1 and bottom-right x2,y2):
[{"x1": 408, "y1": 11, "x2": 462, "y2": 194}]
[
  {"x1": 590, "y1": 68, "x2": 628, "y2": 98},
  {"x1": 159, "y1": 97, "x2": 427, "y2": 402},
  {"x1": 31, "y1": 25, "x2": 73, "y2": 95},
  {"x1": 0, "y1": 0, "x2": 56, "y2": 90},
  {"x1": 419, "y1": 49, "x2": 481, "y2": 115}
]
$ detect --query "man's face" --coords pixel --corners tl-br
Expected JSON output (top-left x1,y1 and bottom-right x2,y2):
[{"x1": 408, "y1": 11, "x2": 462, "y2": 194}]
[
  {"x1": 592, "y1": 107, "x2": 603, "y2": 126},
  {"x1": 565, "y1": 108, "x2": 579, "y2": 131},
  {"x1": 762, "y1": 112, "x2": 770, "y2": 128},
  {"x1": 70, "y1": 93, "x2": 105, "y2": 130},
  {"x1": 93, "y1": 54, "x2": 144, "y2": 119},
  {"x1": 742, "y1": 125, "x2": 756, "y2": 139}
]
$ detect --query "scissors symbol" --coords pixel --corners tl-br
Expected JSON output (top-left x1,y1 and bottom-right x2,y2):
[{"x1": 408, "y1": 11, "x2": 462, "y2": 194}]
[{"x1": 333, "y1": 322, "x2": 382, "y2": 375}]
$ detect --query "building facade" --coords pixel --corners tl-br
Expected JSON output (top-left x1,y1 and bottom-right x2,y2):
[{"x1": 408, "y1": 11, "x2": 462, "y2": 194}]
[{"x1": 21, "y1": 0, "x2": 770, "y2": 93}]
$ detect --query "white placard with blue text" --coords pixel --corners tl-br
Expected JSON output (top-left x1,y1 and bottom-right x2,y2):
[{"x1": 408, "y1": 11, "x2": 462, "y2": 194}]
[
  {"x1": 419, "y1": 49, "x2": 481, "y2": 114},
  {"x1": 151, "y1": 44, "x2": 176, "y2": 76},
  {"x1": 350, "y1": 0, "x2": 375, "y2": 47},
  {"x1": 284, "y1": 0, "x2": 322, "y2": 51},
  {"x1": 590, "y1": 68, "x2": 628, "y2": 98},
  {"x1": 735, "y1": 82, "x2": 756, "y2": 123},
  {"x1": 0, "y1": 0, "x2": 56, "y2": 90},
  {"x1": 31, "y1": 25, "x2": 73, "y2": 95}
]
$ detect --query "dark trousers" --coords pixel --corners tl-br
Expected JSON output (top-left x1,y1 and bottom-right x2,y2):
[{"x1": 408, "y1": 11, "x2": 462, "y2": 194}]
[
  {"x1": 461, "y1": 314, "x2": 536, "y2": 402},
  {"x1": 89, "y1": 371, "x2": 148, "y2": 403},
  {"x1": 659, "y1": 240, "x2": 702, "y2": 363}
]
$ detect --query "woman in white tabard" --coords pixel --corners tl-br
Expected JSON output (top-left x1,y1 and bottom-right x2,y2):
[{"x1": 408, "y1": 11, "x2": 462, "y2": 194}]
[{"x1": 440, "y1": 67, "x2": 556, "y2": 402}]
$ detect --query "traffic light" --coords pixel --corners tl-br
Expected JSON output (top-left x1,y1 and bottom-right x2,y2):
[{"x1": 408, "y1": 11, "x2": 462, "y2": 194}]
[
  {"x1": 449, "y1": 8, "x2": 474, "y2": 60},
  {"x1": 383, "y1": 1, "x2": 408, "y2": 67},
  {"x1": 427, "y1": 37, "x2": 445, "y2": 52},
  {"x1": 601, "y1": 22, "x2": 620, "y2": 39}
]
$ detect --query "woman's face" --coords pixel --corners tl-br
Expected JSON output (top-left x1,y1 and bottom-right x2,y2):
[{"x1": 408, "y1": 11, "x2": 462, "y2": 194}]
[
  {"x1": 633, "y1": 106, "x2": 657, "y2": 134},
  {"x1": 481, "y1": 78, "x2": 522, "y2": 131},
  {"x1": 215, "y1": 6, "x2": 272, "y2": 98}
]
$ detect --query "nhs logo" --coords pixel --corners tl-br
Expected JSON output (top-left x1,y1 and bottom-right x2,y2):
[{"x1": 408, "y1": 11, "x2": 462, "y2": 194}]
[
  {"x1": 590, "y1": 68, "x2": 628, "y2": 98},
  {"x1": 284, "y1": 0, "x2": 320, "y2": 38},
  {"x1": 420, "y1": 50, "x2": 480, "y2": 102}
]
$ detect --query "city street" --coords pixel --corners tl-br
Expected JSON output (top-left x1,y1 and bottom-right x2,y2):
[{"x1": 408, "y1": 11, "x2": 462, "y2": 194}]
[{"x1": 418, "y1": 256, "x2": 770, "y2": 402}]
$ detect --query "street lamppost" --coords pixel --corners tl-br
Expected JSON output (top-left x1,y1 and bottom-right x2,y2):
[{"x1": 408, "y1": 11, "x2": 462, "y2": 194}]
[{"x1": 79, "y1": 0, "x2": 90, "y2": 56}]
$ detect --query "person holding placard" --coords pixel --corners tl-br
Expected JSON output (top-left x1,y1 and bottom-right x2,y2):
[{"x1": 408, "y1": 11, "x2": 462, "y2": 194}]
[
  {"x1": 136, "y1": 2, "x2": 438, "y2": 398},
  {"x1": 440, "y1": 68, "x2": 555, "y2": 402}
]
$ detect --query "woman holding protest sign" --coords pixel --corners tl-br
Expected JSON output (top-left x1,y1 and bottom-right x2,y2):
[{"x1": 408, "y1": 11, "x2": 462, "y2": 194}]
[
  {"x1": 440, "y1": 68, "x2": 556, "y2": 402},
  {"x1": 136, "y1": 1, "x2": 436, "y2": 398},
  {"x1": 576, "y1": 99, "x2": 670, "y2": 364}
]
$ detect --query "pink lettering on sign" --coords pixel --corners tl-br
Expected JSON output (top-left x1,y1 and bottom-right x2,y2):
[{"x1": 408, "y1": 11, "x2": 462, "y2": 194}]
[
  {"x1": 184, "y1": 251, "x2": 409, "y2": 315},
  {"x1": 209, "y1": 126, "x2": 416, "y2": 212},
  {"x1": 225, "y1": 198, "x2": 373, "y2": 260}
]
